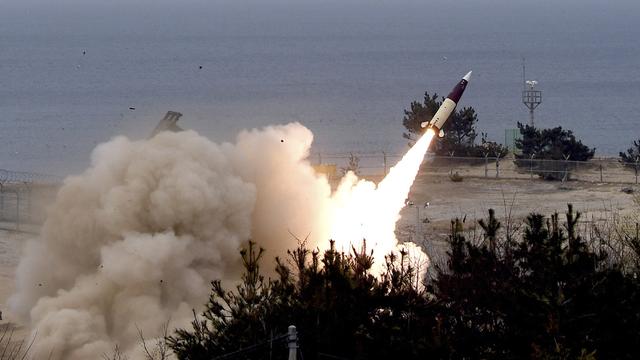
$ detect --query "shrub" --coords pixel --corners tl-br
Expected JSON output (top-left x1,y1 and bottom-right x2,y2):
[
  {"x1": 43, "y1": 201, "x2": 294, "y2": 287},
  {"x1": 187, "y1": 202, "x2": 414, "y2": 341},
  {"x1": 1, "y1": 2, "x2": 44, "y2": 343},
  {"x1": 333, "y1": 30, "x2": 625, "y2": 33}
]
[
  {"x1": 514, "y1": 123, "x2": 595, "y2": 180},
  {"x1": 619, "y1": 139, "x2": 640, "y2": 169}
]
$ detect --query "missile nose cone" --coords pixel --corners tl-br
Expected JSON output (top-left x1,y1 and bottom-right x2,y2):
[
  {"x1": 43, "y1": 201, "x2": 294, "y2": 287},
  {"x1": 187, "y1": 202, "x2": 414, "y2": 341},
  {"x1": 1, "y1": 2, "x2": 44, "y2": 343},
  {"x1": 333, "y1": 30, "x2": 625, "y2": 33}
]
[{"x1": 463, "y1": 71, "x2": 472, "y2": 82}]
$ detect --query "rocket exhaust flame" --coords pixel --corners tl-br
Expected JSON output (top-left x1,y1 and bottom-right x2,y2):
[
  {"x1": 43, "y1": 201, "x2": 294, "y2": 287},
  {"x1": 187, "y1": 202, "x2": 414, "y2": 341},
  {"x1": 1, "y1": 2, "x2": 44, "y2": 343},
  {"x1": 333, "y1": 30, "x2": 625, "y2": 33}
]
[
  {"x1": 329, "y1": 71, "x2": 471, "y2": 274},
  {"x1": 329, "y1": 129, "x2": 435, "y2": 274}
]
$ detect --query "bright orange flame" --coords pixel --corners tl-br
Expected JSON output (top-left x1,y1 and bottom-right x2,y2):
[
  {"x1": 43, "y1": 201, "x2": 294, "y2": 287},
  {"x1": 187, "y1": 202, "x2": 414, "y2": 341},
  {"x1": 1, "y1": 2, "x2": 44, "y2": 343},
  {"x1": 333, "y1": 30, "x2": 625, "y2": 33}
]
[{"x1": 328, "y1": 129, "x2": 435, "y2": 274}]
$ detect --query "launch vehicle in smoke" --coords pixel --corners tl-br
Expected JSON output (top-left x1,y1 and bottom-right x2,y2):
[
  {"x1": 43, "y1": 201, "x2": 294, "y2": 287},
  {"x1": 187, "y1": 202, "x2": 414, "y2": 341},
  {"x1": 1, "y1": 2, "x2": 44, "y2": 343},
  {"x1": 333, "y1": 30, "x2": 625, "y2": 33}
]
[{"x1": 421, "y1": 71, "x2": 472, "y2": 137}]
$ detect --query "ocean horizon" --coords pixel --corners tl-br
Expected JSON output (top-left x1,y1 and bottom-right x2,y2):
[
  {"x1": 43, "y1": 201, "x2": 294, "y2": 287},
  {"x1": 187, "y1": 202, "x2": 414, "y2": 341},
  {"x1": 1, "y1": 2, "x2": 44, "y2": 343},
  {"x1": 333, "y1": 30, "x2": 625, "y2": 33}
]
[{"x1": 1, "y1": 0, "x2": 639, "y2": 175}]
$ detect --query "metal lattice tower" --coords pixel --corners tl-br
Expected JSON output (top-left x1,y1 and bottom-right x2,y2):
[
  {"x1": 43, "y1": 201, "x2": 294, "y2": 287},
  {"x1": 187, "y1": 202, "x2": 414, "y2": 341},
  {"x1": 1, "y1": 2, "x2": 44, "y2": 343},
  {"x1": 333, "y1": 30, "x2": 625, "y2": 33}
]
[{"x1": 522, "y1": 59, "x2": 542, "y2": 126}]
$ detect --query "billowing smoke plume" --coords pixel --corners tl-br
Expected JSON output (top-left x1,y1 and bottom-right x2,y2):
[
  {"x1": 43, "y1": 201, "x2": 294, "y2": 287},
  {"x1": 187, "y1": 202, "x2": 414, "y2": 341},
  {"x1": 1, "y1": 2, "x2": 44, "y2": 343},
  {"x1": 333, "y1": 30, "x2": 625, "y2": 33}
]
[{"x1": 9, "y1": 122, "x2": 427, "y2": 359}]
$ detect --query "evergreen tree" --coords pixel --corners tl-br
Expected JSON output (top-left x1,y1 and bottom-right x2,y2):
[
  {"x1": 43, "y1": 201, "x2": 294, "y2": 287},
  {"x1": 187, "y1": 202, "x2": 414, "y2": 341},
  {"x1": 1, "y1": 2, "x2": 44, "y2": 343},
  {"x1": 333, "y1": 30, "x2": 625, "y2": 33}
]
[
  {"x1": 515, "y1": 123, "x2": 595, "y2": 180},
  {"x1": 170, "y1": 206, "x2": 640, "y2": 360},
  {"x1": 619, "y1": 139, "x2": 640, "y2": 168},
  {"x1": 515, "y1": 123, "x2": 595, "y2": 161}
]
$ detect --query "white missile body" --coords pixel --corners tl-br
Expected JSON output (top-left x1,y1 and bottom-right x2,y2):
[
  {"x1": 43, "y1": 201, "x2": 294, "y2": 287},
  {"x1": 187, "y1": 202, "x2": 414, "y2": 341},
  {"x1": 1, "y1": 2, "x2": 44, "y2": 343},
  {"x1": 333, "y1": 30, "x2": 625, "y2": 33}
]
[{"x1": 421, "y1": 71, "x2": 472, "y2": 137}]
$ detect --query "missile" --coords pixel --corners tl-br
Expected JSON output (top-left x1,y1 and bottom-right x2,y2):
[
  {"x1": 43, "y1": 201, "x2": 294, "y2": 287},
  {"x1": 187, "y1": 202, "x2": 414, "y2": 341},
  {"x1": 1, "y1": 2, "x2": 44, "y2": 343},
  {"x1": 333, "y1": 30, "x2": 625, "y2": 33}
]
[{"x1": 421, "y1": 71, "x2": 472, "y2": 137}]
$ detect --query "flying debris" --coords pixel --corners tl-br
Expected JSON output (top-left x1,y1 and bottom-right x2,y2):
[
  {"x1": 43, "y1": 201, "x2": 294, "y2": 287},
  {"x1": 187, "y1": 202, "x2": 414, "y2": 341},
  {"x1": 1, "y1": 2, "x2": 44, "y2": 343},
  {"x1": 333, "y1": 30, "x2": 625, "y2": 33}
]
[
  {"x1": 150, "y1": 111, "x2": 184, "y2": 137},
  {"x1": 421, "y1": 71, "x2": 472, "y2": 137}
]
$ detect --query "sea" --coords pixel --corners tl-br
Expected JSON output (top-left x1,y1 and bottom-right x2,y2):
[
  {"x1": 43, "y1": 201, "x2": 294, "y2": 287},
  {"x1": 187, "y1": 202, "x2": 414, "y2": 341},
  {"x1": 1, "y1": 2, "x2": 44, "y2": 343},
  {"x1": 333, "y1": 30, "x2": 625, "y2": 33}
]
[{"x1": 1, "y1": 0, "x2": 639, "y2": 176}]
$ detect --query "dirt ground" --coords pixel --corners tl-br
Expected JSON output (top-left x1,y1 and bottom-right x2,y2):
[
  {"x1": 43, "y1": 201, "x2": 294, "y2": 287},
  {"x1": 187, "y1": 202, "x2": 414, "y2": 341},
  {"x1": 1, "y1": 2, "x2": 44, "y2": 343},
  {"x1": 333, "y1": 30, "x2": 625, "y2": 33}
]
[{"x1": 397, "y1": 171, "x2": 638, "y2": 258}]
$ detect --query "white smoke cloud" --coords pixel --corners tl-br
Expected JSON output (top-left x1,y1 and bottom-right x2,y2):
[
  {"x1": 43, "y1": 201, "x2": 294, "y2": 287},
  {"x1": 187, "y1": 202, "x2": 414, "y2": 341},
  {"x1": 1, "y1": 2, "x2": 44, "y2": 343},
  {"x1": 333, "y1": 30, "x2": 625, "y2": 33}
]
[
  {"x1": 225, "y1": 124, "x2": 333, "y2": 256},
  {"x1": 9, "y1": 122, "x2": 427, "y2": 359}
]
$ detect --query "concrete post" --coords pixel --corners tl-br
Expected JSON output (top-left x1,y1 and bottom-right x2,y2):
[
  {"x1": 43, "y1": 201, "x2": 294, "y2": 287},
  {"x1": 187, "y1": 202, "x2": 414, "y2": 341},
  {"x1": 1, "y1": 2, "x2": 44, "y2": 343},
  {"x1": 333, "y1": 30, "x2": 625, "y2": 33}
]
[{"x1": 288, "y1": 325, "x2": 298, "y2": 360}]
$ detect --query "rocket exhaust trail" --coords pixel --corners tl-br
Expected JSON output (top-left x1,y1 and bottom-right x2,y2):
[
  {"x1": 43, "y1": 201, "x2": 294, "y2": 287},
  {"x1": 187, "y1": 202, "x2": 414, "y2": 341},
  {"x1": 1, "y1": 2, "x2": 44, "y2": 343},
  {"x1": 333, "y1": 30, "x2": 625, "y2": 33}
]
[
  {"x1": 328, "y1": 129, "x2": 435, "y2": 272},
  {"x1": 329, "y1": 72, "x2": 472, "y2": 274}
]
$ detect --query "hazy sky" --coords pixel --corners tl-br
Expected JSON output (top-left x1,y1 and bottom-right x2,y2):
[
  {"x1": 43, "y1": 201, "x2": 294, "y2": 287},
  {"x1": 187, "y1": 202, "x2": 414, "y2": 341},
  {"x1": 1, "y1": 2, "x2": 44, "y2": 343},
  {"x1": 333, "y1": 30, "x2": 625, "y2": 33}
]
[{"x1": 2, "y1": 0, "x2": 639, "y2": 38}]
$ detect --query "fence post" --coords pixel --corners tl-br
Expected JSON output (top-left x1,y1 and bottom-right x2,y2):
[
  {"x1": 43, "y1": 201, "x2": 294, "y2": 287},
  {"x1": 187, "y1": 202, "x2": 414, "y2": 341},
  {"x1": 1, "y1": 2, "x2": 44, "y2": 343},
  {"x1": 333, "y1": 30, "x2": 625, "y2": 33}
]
[
  {"x1": 287, "y1": 325, "x2": 298, "y2": 360},
  {"x1": 449, "y1": 151, "x2": 455, "y2": 175},
  {"x1": 0, "y1": 183, "x2": 3, "y2": 220},
  {"x1": 484, "y1": 154, "x2": 489, "y2": 178},
  {"x1": 636, "y1": 160, "x2": 639, "y2": 184},
  {"x1": 383, "y1": 151, "x2": 388, "y2": 175},
  {"x1": 599, "y1": 164, "x2": 603, "y2": 182},
  {"x1": 16, "y1": 189, "x2": 20, "y2": 231},
  {"x1": 317, "y1": 152, "x2": 322, "y2": 165},
  {"x1": 416, "y1": 206, "x2": 421, "y2": 243},
  {"x1": 562, "y1": 154, "x2": 570, "y2": 182},
  {"x1": 23, "y1": 182, "x2": 32, "y2": 223},
  {"x1": 495, "y1": 157, "x2": 500, "y2": 178},
  {"x1": 529, "y1": 154, "x2": 535, "y2": 180}
]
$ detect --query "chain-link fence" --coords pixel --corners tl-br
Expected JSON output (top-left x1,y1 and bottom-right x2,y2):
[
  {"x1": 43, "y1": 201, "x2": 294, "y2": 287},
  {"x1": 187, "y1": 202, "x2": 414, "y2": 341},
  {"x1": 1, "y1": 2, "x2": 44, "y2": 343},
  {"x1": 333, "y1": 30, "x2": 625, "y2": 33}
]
[
  {"x1": 312, "y1": 152, "x2": 640, "y2": 184},
  {"x1": 0, "y1": 169, "x2": 61, "y2": 231}
]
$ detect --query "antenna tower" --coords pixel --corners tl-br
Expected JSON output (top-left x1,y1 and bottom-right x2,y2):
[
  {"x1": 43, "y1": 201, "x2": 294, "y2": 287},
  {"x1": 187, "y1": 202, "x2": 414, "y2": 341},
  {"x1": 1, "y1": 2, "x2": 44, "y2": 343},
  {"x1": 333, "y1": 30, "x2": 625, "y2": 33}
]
[{"x1": 522, "y1": 58, "x2": 542, "y2": 126}]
